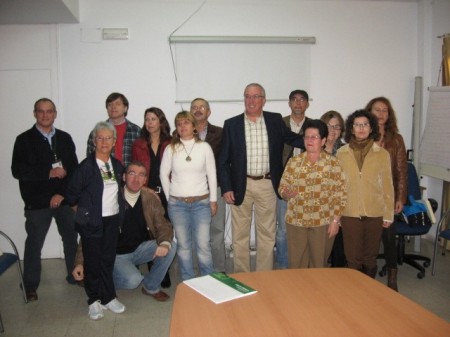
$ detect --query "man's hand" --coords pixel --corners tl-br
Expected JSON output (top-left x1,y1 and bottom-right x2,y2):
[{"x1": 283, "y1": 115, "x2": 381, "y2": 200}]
[
  {"x1": 72, "y1": 264, "x2": 84, "y2": 281},
  {"x1": 50, "y1": 194, "x2": 64, "y2": 209},
  {"x1": 223, "y1": 191, "x2": 235, "y2": 205},
  {"x1": 153, "y1": 245, "x2": 169, "y2": 259},
  {"x1": 49, "y1": 167, "x2": 67, "y2": 179}
]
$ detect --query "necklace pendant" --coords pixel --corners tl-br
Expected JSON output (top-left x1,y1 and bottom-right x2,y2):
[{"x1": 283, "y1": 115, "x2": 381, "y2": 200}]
[{"x1": 186, "y1": 156, "x2": 191, "y2": 162}]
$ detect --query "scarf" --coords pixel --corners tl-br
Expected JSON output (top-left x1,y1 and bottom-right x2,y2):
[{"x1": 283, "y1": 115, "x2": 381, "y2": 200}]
[{"x1": 349, "y1": 138, "x2": 373, "y2": 171}]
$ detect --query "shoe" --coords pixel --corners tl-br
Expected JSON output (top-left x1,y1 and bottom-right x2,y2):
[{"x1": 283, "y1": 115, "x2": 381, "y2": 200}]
[
  {"x1": 102, "y1": 298, "x2": 126, "y2": 313},
  {"x1": 88, "y1": 301, "x2": 104, "y2": 320},
  {"x1": 141, "y1": 287, "x2": 170, "y2": 302},
  {"x1": 161, "y1": 271, "x2": 171, "y2": 289},
  {"x1": 26, "y1": 290, "x2": 38, "y2": 302},
  {"x1": 387, "y1": 268, "x2": 399, "y2": 292}
]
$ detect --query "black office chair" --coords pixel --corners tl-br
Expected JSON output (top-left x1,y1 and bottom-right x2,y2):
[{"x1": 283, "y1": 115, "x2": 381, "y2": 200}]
[
  {"x1": 431, "y1": 208, "x2": 450, "y2": 276},
  {"x1": 0, "y1": 230, "x2": 28, "y2": 333},
  {"x1": 394, "y1": 163, "x2": 435, "y2": 279}
]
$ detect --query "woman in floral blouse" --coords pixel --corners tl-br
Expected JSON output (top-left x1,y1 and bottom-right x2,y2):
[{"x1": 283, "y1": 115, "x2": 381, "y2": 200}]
[{"x1": 279, "y1": 119, "x2": 346, "y2": 268}]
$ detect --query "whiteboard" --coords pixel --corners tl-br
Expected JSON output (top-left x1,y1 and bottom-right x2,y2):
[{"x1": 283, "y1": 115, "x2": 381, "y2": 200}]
[
  {"x1": 419, "y1": 86, "x2": 450, "y2": 181},
  {"x1": 172, "y1": 42, "x2": 311, "y2": 102}
]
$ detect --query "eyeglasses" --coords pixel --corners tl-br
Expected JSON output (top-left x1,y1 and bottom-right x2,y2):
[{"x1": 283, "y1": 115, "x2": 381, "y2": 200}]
[
  {"x1": 127, "y1": 171, "x2": 146, "y2": 178},
  {"x1": 327, "y1": 124, "x2": 341, "y2": 130},
  {"x1": 244, "y1": 95, "x2": 265, "y2": 100},
  {"x1": 95, "y1": 136, "x2": 114, "y2": 142},
  {"x1": 191, "y1": 105, "x2": 207, "y2": 112},
  {"x1": 353, "y1": 123, "x2": 370, "y2": 129},
  {"x1": 304, "y1": 135, "x2": 321, "y2": 140},
  {"x1": 290, "y1": 97, "x2": 307, "y2": 103}
]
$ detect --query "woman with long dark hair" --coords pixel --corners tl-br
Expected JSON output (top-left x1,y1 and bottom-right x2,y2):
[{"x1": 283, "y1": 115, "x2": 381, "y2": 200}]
[{"x1": 365, "y1": 97, "x2": 407, "y2": 291}]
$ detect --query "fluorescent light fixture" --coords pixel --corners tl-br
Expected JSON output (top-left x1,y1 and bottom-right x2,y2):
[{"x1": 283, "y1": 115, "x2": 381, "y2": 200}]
[{"x1": 169, "y1": 36, "x2": 316, "y2": 44}]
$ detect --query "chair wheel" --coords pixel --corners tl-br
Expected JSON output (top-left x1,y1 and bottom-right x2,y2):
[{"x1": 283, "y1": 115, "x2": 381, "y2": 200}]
[
  {"x1": 417, "y1": 272, "x2": 425, "y2": 279},
  {"x1": 423, "y1": 261, "x2": 430, "y2": 268}
]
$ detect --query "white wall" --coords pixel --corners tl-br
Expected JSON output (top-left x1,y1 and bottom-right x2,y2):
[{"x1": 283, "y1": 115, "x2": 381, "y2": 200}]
[{"x1": 1, "y1": 0, "x2": 448, "y2": 256}]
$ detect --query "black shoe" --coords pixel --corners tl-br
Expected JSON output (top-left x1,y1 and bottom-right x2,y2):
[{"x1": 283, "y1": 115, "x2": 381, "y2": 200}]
[{"x1": 161, "y1": 271, "x2": 171, "y2": 289}]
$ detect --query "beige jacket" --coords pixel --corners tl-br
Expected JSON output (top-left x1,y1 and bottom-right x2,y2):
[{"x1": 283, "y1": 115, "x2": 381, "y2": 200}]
[{"x1": 336, "y1": 143, "x2": 394, "y2": 222}]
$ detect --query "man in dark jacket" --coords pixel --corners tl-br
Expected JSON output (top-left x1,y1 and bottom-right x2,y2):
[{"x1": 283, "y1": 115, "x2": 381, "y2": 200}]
[
  {"x1": 72, "y1": 161, "x2": 176, "y2": 302},
  {"x1": 11, "y1": 98, "x2": 79, "y2": 301}
]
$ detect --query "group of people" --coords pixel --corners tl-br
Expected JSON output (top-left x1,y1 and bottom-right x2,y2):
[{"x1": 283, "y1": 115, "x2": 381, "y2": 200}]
[{"x1": 11, "y1": 83, "x2": 407, "y2": 321}]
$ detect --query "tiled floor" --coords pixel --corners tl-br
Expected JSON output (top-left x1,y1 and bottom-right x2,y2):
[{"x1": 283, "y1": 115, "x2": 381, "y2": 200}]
[{"x1": 1, "y1": 239, "x2": 449, "y2": 337}]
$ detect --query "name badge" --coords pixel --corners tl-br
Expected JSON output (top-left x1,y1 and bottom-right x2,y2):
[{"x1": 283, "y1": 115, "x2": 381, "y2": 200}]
[{"x1": 52, "y1": 161, "x2": 63, "y2": 169}]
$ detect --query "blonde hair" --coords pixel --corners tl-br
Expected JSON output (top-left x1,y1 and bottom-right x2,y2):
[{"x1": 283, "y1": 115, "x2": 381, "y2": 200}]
[{"x1": 171, "y1": 111, "x2": 200, "y2": 149}]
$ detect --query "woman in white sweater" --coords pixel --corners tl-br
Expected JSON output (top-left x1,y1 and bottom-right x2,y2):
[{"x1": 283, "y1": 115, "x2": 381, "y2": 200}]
[{"x1": 160, "y1": 111, "x2": 217, "y2": 280}]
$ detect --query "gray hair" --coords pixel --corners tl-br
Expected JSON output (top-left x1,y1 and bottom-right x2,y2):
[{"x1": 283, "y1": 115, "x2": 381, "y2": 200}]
[
  {"x1": 244, "y1": 83, "x2": 266, "y2": 97},
  {"x1": 92, "y1": 121, "x2": 117, "y2": 141}
]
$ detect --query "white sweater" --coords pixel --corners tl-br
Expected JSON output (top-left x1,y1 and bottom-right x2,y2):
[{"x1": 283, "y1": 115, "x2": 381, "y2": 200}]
[{"x1": 160, "y1": 138, "x2": 217, "y2": 202}]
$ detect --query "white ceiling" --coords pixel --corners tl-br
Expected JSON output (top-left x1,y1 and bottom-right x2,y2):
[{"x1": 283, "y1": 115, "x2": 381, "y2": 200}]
[{"x1": 0, "y1": 0, "x2": 79, "y2": 25}]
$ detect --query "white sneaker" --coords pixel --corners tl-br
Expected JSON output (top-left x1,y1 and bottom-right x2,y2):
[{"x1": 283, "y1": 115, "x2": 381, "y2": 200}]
[
  {"x1": 88, "y1": 300, "x2": 104, "y2": 320},
  {"x1": 102, "y1": 298, "x2": 126, "y2": 314}
]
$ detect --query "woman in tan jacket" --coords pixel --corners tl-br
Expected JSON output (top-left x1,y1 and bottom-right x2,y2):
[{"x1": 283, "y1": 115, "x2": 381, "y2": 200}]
[{"x1": 336, "y1": 110, "x2": 394, "y2": 278}]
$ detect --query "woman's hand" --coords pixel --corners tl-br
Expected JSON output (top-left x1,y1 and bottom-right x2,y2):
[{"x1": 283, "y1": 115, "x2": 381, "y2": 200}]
[
  {"x1": 280, "y1": 187, "x2": 298, "y2": 200},
  {"x1": 328, "y1": 221, "x2": 340, "y2": 238},
  {"x1": 382, "y1": 221, "x2": 392, "y2": 228},
  {"x1": 210, "y1": 201, "x2": 218, "y2": 216},
  {"x1": 395, "y1": 201, "x2": 403, "y2": 214}
]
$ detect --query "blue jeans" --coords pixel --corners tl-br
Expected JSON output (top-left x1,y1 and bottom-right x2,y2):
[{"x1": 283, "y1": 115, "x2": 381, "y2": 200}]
[
  {"x1": 168, "y1": 196, "x2": 214, "y2": 280},
  {"x1": 113, "y1": 240, "x2": 176, "y2": 292},
  {"x1": 275, "y1": 198, "x2": 289, "y2": 269}
]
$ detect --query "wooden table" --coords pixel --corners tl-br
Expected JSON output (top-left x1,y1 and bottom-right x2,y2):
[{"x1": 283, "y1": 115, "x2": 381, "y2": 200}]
[{"x1": 170, "y1": 268, "x2": 450, "y2": 337}]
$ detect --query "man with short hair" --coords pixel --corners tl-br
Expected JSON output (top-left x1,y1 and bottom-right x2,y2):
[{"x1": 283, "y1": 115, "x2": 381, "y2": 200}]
[
  {"x1": 276, "y1": 90, "x2": 312, "y2": 269},
  {"x1": 12, "y1": 98, "x2": 79, "y2": 301},
  {"x1": 190, "y1": 98, "x2": 226, "y2": 272},
  {"x1": 87, "y1": 92, "x2": 140, "y2": 167},
  {"x1": 72, "y1": 161, "x2": 176, "y2": 302},
  {"x1": 219, "y1": 83, "x2": 304, "y2": 272}
]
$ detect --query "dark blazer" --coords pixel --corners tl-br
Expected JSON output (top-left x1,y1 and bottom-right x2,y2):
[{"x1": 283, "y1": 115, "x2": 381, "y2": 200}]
[
  {"x1": 205, "y1": 123, "x2": 223, "y2": 179},
  {"x1": 219, "y1": 111, "x2": 304, "y2": 206}
]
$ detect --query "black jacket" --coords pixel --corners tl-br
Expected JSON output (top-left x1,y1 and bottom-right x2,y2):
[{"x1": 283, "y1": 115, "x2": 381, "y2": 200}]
[
  {"x1": 11, "y1": 125, "x2": 78, "y2": 210},
  {"x1": 65, "y1": 153, "x2": 124, "y2": 238}
]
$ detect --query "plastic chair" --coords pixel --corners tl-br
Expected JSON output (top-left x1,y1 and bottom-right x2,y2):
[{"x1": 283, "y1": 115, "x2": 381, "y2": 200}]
[
  {"x1": 0, "y1": 230, "x2": 28, "y2": 333},
  {"x1": 431, "y1": 208, "x2": 450, "y2": 276}
]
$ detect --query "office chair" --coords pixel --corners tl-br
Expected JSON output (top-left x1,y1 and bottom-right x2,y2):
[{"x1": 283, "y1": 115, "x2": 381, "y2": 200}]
[
  {"x1": 394, "y1": 162, "x2": 435, "y2": 279},
  {"x1": 431, "y1": 208, "x2": 450, "y2": 276},
  {"x1": 0, "y1": 230, "x2": 28, "y2": 333}
]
